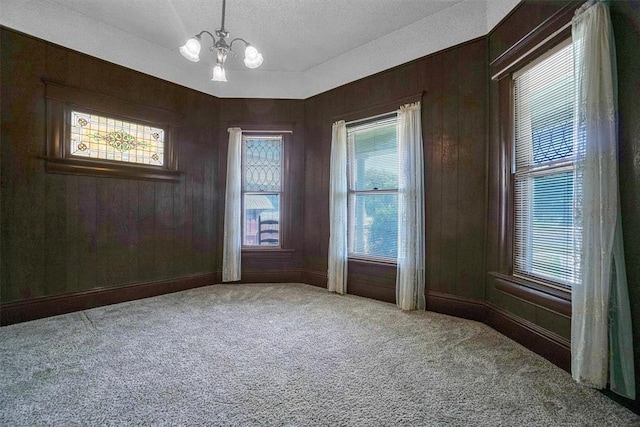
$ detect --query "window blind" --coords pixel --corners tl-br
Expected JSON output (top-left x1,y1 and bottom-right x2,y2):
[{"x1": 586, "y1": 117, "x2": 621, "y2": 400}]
[
  {"x1": 347, "y1": 115, "x2": 399, "y2": 260},
  {"x1": 513, "y1": 40, "x2": 581, "y2": 288}
]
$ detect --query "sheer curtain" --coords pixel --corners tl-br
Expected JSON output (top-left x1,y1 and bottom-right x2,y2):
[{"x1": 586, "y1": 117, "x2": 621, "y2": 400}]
[
  {"x1": 327, "y1": 121, "x2": 347, "y2": 294},
  {"x1": 222, "y1": 127, "x2": 242, "y2": 282},
  {"x1": 396, "y1": 103, "x2": 425, "y2": 310},
  {"x1": 571, "y1": 0, "x2": 635, "y2": 399}
]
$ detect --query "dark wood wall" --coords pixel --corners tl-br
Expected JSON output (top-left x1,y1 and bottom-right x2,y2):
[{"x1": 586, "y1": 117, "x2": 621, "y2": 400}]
[
  {"x1": 2, "y1": 2, "x2": 639, "y2": 408},
  {"x1": 1, "y1": 29, "x2": 219, "y2": 306},
  {"x1": 487, "y1": 0, "x2": 640, "y2": 408},
  {"x1": 302, "y1": 38, "x2": 488, "y2": 304},
  {"x1": 217, "y1": 98, "x2": 306, "y2": 282}
]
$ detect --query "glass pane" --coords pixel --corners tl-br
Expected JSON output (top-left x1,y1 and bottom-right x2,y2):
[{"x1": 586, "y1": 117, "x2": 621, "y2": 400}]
[
  {"x1": 349, "y1": 193, "x2": 398, "y2": 259},
  {"x1": 348, "y1": 120, "x2": 398, "y2": 191},
  {"x1": 514, "y1": 171, "x2": 580, "y2": 287},
  {"x1": 244, "y1": 194, "x2": 279, "y2": 246},
  {"x1": 244, "y1": 138, "x2": 282, "y2": 192},
  {"x1": 70, "y1": 110, "x2": 164, "y2": 166},
  {"x1": 514, "y1": 42, "x2": 575, "y2": 169}
]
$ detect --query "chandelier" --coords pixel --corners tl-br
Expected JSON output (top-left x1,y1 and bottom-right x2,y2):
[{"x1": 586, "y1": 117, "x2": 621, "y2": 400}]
[{"x1": 179, "y1": 0, "x2": 264, "y2": 82}]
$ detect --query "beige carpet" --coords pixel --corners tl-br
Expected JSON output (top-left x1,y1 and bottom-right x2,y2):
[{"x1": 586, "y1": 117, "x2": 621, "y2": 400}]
[{"x1": 1, "y1": 283, "x2": 638, "y2": 426}]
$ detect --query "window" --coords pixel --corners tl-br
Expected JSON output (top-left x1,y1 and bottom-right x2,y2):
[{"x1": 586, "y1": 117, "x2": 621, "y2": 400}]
[
  {"x1": 512, "y1": 39, "x2": 582, "y2": 289},
  {"x1": 242, "y1": 134, "x2": 283, "y2": 247},
  {"x1": 347, "y1": 114, "x2": 398, "y2": 261},
  {"x1": 45, "y1": 82, "x2": 180, "y2": 181},
  {"x1": 69, "y1": 110, "x2": 165, "y2": 166}
]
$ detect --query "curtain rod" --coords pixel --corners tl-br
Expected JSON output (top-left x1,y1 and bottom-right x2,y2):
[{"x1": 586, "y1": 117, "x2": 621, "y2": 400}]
[
  {"x1": 492, "y1": 21, "x2": 571, "y2": 81},
  {"x1": 333, "y1": 91, "x2": 424, "y2": 124},
  {"x1": 345, "y1": 111, "x2": 396, "y2": 126}
]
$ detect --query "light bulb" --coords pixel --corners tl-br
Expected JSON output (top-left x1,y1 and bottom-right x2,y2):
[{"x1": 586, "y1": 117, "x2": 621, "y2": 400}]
[
  {"x1": 245, "y1": 45, "x2": 259, "y2": 60},
  {"x1": 244, "y1": 52, "x2": 263, "y2": 69},
  {"x1": 212, "y1": 65, "x2": 228, "y2": 82},
  {"x1": 179, "y1": 37, "x2": 201, "y2": 62}
]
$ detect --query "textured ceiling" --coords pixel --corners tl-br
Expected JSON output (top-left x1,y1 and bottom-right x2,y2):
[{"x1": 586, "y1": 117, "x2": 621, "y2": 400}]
[{"x1": 1, "y1": 0, "x2": 520, "y2": 99}]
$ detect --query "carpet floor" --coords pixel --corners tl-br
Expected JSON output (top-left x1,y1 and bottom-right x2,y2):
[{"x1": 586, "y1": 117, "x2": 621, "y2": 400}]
[{"x1": 1, "y1": 283, "x2": 638, "y2": 426}]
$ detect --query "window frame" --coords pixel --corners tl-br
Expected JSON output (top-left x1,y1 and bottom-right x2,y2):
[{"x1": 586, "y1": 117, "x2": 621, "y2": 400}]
[
  {"x1": 510, "y1": 37, "x2": 580, "y2": 291},
  {"x1": 346, "y1": 112, "x2": 399, "y2": 263},
  {"x1": 489, "y1": 7, "x2": 577, "y2": 309},
  {"x1": 45, "y1": 81, "x2": 180, "y2": 182},
  {"x1": 241, "y1": 133, "x2": 284, "y2": 249}
]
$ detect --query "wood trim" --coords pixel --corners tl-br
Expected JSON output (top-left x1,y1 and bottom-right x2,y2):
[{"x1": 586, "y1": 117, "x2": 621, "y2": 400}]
[
  {"x1": 301, "y1": 269, "x2": 327, "y2": 288},
  {"x1": 498, "y1": 76, "x2": 513, "y2": 273},
  {"x1": 490, "y1": 2, "x2": 580, "y2": 79},
  {"x1": 43, "y1": 156, "x2": 183, "y2": 182},
  {"x1": 229, "y1": 122, "x2": 295, "y2": 133},
  {"x1": 44, "y1": 82, "x2": 181, "y2": 181},
  {"x1": 44, "y1": 81, "x2": 182, "y2": 125},
  {"x1": 424, "y1": 291, "x2": 571, "y2": 373},
  {"x1": 237, "y1": 269, "x2": 302, "y2": 284},
  {"x1": 0, "y1": 273, "x2": 217, "y2": 326},
  {"x1": 489, "y1": 272, "x2": 572, "y2": 317},
  {"x1": 485, "y1": 303, "x2": 571, "y2": 372},
  {"x1": 241, "y1": 249, "x2": 296, "y2": 261},
  {"x1": 425, "y1": 291, "x2": 489, "y2": 322},
  {"x1": 333, "y1": 91, "x2": 424, "y2": 123}
]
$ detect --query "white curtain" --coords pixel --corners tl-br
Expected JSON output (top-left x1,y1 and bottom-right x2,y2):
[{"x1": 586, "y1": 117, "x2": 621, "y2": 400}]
[
  {"x1": 571, "y1": 0, "x2": 635, "y2": 399},
  {"x1": 327, "y1": 121, "x2": 347, "y2": 294},
  {"x1": 396, "y1": 102, "x2": 426, "y2": 310},
  {"x1": 222, "y1": 127, "x2": 242, "y2": 282}
]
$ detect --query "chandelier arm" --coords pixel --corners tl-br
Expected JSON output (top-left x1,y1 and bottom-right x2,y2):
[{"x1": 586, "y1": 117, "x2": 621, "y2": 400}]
[
  {"x1": 196, "y1": 30, "x2": 217, "y2": 45},
  {"x1": 229, "y1": 37, "x2": 250, "y2": 50}
]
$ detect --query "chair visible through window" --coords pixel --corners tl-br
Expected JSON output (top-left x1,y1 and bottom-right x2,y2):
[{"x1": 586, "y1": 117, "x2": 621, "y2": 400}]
[{"x1": 258, "y1": 212, "x2": 279, "y2": 245}]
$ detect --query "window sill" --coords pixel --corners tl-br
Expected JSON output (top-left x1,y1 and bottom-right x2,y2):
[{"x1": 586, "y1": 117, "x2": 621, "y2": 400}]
[
  {"x1": 347, "y1": 256, "x2": 397, "y2": 266},
  {"x1": 241, "y1": 248, "x2": 295, "y2": 261},
  {"x1": 44, "y1": 157, "x2": 182, "y2": 182},
  {"x1": 488, "y1": 272, "x2": 571, "y2": 318}
]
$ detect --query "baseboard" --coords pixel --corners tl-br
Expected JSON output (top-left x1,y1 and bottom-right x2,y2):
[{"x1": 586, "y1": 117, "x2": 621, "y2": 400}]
[
  {"x1": 426, "y1": 290, "x2": 489, "y2": 322},
  {"x1": 238, "y1": 269, "x2": 302, "y2": 284},
  {"x1": 0, "y1": 273, "x2": 217, "y2": 326},
  {"x1": 485, "y1": 304, "x2": 571, "y2": 373},
  {"x1": 301, "y1": 269, "x2": 327, "y2": 288},
  {"x1": 425, "y1": 290, "x2": 571, "y2": 374}
]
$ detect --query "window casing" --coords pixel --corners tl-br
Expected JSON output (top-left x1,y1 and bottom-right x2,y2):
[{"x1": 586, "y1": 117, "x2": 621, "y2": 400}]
[
  {"x1": 512, "y1": 39, "x2": 581, "y2": 290},
  {"x1": 45, "y1": 82, "x2": 180, "y2": 181},
  {"x1": 69, "y1": 110, "x2": 165, "y2": 167},
  {"x1": 242, "y1": 134, "x2": 283, "y2": 247},
  {"x1": 347, "y1": 114, "x2": 398, "y2": 261}
]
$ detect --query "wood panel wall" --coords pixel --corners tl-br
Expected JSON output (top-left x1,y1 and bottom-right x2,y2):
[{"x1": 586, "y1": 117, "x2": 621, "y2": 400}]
[
  {"x1": 217, "y1": 98, "x2": 306, "y2": 280},
  {"x1": 487, "y1": 0, "x2": 640, "y2": 410},
  {"x1": 302, "y1": 38, "x2": 488, "y2": 303},
  {"x1": 1, "y1": 29, "x2": 219, "y2": 305},
  {"x1": 611, "y1": 0, "x2": 640, "y2": 410},
  {"x1": 2, "y1": 2, "x2": 639, "y2": 410}
]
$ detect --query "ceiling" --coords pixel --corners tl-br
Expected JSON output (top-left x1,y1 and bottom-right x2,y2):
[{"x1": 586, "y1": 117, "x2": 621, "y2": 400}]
[{"x1": 1, "y1": 0, "x2": 520, "y2": 99}]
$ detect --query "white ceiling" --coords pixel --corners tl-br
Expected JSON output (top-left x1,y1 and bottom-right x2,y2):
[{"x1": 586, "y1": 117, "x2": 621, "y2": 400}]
[{"x1": 1, "y1": 0, "x2": 520, "y2": 99}]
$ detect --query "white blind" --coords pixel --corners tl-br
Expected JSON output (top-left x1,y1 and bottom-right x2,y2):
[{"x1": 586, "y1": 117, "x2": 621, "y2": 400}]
[
  {"x1": 347, "y1": 115, "x2": 398, "y2": 260},
  {"x1": 513, "y1": 40, "x2": 581, "y2": 288}
]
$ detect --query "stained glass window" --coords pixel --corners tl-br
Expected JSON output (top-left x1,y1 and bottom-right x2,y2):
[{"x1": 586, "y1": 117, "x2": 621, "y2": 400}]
[
  {"x1": 70, "y1": 111, "x2": 165, "y2": 166},
  {"x1": 242, "y1": 135, "x2": 283, "y2": 247}
]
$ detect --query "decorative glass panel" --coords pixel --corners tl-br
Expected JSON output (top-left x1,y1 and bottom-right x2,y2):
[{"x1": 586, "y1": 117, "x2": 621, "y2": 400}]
[
  {"x1": 70, "y1": 111, "x2": 164, "y2": 166},
  {"x1": 242, "y1": 135, "x2": 283, "y2": 247},
  {"x1": 243, "y1": 138, "x2": 281, "y2": 191}
]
